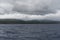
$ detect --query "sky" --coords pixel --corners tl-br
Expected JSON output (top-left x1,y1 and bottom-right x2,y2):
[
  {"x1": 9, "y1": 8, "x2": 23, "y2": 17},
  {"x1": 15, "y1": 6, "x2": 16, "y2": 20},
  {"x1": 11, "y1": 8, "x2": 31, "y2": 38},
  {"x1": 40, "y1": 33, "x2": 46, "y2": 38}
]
[{"x1": 0, "y1": 0, "x2": 60, "y2": 21}]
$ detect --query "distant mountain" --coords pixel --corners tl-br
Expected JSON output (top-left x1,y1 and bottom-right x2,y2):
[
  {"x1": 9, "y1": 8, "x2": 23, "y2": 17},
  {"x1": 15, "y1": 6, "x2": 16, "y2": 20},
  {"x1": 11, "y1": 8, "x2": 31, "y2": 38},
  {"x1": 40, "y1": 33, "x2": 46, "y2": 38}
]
[{"x1": 0, "y1": 19, "x2": 59, "y2": 24}]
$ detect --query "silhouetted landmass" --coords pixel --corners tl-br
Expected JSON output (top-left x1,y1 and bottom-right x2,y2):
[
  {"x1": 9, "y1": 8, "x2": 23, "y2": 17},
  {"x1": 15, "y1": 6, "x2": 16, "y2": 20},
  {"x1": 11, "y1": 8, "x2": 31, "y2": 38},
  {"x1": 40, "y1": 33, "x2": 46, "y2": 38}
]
[{"x1": 0, "y1": 19, "x2": 59, "y2": 24}]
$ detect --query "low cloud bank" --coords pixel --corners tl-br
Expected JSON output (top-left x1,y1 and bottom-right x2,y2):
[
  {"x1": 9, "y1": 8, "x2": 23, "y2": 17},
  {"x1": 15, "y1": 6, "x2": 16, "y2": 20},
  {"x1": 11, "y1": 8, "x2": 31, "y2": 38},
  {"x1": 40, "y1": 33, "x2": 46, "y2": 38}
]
[{"x1": 0, "y1": 10, "x2": 59, "y2": 21}]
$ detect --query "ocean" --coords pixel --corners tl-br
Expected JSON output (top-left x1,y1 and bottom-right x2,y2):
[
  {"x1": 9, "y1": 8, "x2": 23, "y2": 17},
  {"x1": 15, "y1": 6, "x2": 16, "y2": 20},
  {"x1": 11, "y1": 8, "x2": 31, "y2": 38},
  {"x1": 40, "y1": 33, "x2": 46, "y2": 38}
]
[{"x1": 0, "y1": 24, "x2": 60, "y2": 40}]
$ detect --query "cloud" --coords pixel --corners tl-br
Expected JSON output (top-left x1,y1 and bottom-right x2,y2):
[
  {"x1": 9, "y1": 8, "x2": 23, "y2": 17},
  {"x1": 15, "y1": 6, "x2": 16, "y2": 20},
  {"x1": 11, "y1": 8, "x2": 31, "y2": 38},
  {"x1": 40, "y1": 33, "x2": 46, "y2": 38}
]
[
  {"x1": 45, "y1": 10, "x2": 60, "y2": 21},
  {"x1": 0, "y1": 2, "x2": 14, "y2": 14},
  {"x1": 13, "y1": 0, "x2": 54, "y2": 15},
  {"x1": 0, "y1": 12, "x2": 45, "y2": 20},
  {"x1": 12, "y1": 0, "x2": 60, "y2": 15},
  {"x1": 0, "y1": 0, "x2": 60, "y2": 15},
  {"x1": 0, "y1": 10, "x2": 59, "y2": 21},
  {"x1": 0, "y1": 0, "x2": 60, "y2": 21}
]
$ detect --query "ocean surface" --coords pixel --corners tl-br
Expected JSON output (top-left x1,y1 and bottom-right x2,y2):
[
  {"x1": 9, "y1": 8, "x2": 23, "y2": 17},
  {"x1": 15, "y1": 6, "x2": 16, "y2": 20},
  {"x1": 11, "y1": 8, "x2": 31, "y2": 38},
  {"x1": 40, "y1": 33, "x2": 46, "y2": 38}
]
[{"x1": 0, "y1": 24, "x2": 60, "y2": 40}]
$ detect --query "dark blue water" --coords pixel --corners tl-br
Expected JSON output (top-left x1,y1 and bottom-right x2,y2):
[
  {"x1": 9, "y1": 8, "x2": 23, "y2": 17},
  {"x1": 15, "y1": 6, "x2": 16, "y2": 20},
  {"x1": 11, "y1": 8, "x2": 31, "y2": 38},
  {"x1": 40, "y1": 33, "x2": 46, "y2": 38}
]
[{"x1": 0, "y1": 24, "x2": 60, "y2": 40}]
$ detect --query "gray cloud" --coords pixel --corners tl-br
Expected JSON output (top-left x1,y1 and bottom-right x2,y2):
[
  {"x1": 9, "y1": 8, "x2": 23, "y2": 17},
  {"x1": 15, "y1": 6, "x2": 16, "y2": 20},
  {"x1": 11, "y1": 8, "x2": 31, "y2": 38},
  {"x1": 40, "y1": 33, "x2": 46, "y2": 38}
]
[
  {"x1": 0, "y1": 0, "x2": 60, "y2": 21},
  {"x1": 12, "y1": 0, "x2": 57, "y2": 15},
  {"x1": 0, "y1": 0, "x2": 60, "y2": 15},
  {"x1": 12, "y1": 0, "x2": 52, "y2": 15}
]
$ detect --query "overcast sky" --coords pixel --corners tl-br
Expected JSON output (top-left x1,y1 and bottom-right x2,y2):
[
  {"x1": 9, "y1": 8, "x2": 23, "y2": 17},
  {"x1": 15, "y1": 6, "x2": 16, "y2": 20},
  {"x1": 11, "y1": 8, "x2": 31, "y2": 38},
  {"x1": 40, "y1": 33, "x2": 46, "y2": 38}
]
[{"x1": 0, "y1": 0, "x2": 60, "y2": 21}]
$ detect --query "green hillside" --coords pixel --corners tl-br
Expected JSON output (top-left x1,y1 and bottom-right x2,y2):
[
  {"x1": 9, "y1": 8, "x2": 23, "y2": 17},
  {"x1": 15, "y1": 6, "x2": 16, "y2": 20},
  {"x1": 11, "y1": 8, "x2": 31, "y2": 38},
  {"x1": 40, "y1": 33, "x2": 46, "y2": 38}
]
[{"x1": 0, "y1": 19, "x2": 59, "y2": 24}]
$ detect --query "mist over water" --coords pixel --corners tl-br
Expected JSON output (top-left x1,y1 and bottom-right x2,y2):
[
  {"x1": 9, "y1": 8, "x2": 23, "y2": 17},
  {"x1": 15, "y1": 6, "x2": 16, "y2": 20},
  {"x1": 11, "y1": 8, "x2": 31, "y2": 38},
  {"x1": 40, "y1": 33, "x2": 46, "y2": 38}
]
[{"x1": 0, "y1": 0, "x2": 60, "y2": 21}]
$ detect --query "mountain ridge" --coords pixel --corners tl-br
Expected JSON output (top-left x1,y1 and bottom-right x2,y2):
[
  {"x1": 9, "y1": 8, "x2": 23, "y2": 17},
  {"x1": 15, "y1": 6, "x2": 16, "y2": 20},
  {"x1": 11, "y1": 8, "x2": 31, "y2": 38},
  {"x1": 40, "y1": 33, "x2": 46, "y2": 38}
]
[{"x1": 0, "y1": 19, "x2": 59, "y2": 24}]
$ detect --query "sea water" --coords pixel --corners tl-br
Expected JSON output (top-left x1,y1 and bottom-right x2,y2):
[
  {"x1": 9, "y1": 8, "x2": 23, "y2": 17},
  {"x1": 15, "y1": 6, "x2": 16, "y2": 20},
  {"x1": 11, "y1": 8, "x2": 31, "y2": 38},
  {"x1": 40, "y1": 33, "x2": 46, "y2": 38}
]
[{"x1": 0, "y1": 24, "x2": 60, "y2": 40}]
